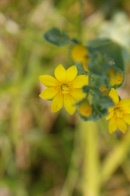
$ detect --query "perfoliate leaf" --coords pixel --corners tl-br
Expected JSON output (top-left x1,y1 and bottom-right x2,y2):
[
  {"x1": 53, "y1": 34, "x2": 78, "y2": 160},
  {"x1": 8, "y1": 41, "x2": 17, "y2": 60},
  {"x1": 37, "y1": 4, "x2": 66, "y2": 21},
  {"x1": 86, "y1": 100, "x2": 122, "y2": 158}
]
[
  {"x1": 88, "y1": 52, "x2": 110, "y2": 76},
  {"x1": 44, "y1": 28, "x2": 70, "y2": 46},
  {"x1": 88, "y1": 38, "x2": 124, "y2": 72},
  {"x1": 98, "y1": 96, "x2": 114, "y2": 109}
]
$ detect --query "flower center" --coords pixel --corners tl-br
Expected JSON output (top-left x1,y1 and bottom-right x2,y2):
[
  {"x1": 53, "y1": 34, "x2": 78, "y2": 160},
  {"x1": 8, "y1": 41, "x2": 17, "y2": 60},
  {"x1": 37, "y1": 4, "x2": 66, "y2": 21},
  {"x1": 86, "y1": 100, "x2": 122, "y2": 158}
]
[
  {"x1": 61, "y1": 84, "x2": 69, "y2": 94},
  {"x1": 114, "y1": 107, "x2": 123, "y2": 118}
]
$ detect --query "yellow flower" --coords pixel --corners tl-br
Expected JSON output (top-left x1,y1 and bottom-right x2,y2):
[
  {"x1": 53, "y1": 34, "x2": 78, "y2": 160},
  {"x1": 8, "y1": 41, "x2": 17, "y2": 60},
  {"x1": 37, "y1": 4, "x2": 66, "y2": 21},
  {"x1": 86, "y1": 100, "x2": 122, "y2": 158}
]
[
  {"x1": 78, "y1": 101, "x2": 92, "y2": 117},
  {"x1": 71, "y1": 44, "x2": 90, "y2": 72},
  {"x1": 39, "y1": 64, "x2": 88, "y2": 115},
  {"x1": 106, "y1": 88, "x2": 130, "y2": 133},
  {"x1": 108, "y1": 69, "x2": 124, "y2": 86}
]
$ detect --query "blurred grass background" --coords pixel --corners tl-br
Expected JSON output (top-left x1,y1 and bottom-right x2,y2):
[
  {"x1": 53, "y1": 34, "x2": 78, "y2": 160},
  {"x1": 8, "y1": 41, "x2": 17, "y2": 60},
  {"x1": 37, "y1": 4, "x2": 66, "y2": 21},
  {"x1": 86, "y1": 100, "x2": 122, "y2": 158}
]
[{"x1": 0, "y1": 0, "x2": 130, "y2": 196}]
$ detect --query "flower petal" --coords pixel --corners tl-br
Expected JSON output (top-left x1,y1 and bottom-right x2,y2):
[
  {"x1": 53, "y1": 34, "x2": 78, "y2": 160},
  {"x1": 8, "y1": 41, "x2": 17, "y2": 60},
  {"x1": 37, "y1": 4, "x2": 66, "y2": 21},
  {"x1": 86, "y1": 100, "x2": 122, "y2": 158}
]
[
  {"x1": 82, "y1": 60, "x2": 89, "y2": 72},
  {"x1": 39, "y1": 87, "x2": 59, "y2": 100},
  {"x1": 116, "y1": 118, "x2": 127, "y2": 133},
  {"x1": 54, "y1": 64, "x2": 66, "y2": 82},
  {"x1": 109, "y1": 70, "x2": 123, "y2": 86},
  {"x1": 39, "y1": 75, "x2": 58, "y2": 87},
  {"x1": 64, "y1": 94, "x2": 76, "y2": 115},
  {"x1": 119, "y1": 99, "x2": 130, "y2": 113},
  {"x1": 71, "y1": 44, "x2": 87, "y2": 62},
  {"x1": 109, "y1": 88, "x2": 119, "y2": 105},
  {"x1": 108, "y1": 118, "x2": 117, "y2": 133},
  {"x1": 71, "y1": 75, "x2": 88, "y2": 88},
  {"x1": 66, "y1": 66, "x2": 77, "y2": 82},
  {"x1": 106, "y1": 111, "x2": 114, "y2": 120},
  {"x1": 123, "y1": 114, "x2": 130, "y2": 125},
  {"x1": 70, "y1": 88, "x2": 86, "y2": 101},
  {"x1": 51, "y1": 93, "x2": 63, "y2": 112},
  {"x1": 78, "y1": 102, "x2": 92, "y2": 117}
]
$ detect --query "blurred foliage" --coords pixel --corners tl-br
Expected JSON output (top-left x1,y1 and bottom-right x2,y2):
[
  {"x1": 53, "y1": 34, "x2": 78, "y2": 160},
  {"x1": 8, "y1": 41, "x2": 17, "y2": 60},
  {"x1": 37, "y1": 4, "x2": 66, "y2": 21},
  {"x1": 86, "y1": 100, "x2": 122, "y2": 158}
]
[{"x1": 0, "y1": 0, "x2": 130, "y2": 196}]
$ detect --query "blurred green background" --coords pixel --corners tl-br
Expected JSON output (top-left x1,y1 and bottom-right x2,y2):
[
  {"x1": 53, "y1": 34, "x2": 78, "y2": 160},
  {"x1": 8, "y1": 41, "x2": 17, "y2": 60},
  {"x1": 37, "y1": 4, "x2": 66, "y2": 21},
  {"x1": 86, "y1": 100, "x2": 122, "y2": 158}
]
[{"x1": 0, "y1": 0, "x2": 130, "y2": 196}]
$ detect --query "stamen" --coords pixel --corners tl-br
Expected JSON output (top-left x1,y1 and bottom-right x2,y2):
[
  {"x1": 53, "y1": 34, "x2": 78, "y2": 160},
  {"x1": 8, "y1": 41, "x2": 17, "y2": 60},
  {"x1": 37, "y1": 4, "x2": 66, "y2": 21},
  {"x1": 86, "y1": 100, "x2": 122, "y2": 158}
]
[
  {"x1": 61, "y1": 84, "x2": 69, "y2": 94},
  {"x1": 114, "y1": 107, "x2": 122, "y2": 118}
]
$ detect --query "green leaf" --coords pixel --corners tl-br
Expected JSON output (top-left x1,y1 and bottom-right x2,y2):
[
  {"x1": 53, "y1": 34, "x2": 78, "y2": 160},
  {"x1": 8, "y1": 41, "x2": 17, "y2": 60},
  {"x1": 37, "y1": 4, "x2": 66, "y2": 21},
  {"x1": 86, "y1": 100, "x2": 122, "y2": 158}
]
[
  {"x1": 44, "y1": 28, "x2": 70, "y2": 46},
  {"x1": 88, "y1": 38, "x2": 124, "y2": 72},
  {"x1": 78, "y1": 85, "x2": 114, "y2": 121},
  {"x1": 99, "y1": 96, "x2": 114, "y2": 109},
  {"x1": 82, "y1": 85, "x2": 101, "y2": 96},
  {"x1": 88, "y1": 52, "x2": 110, "y2": 76},
  {"x1": 75, "y1": 62, "x2": 86, "y2": 75}
]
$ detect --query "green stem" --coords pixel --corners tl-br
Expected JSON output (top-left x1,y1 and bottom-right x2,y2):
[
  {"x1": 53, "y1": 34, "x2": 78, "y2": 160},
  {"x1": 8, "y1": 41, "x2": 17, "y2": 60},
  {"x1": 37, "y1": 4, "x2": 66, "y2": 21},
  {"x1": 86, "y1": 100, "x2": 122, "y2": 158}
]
[
  {"x1": 78, "y1": 0, "x2": 84, "y2": 40},
  {"x1": 100, "y1": 129, "x2": 130, "y2": 184},
  {"x1": 60, "y1": 124, "x2": 82, "y2": 196},
  {"x1": 80, "y1": 120, "x2": 100, "y2": 196}
]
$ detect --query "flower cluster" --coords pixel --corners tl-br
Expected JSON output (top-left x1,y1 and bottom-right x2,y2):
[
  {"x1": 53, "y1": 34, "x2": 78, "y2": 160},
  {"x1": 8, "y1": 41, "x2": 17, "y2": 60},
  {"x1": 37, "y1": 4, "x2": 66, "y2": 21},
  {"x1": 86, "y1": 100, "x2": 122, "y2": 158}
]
[
  {"x1": 106, "y1": 88, "x2": 130, "y2": 133},
  {"x1": 40, "y1": 28, "x2": 130, "y2": 133}
]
